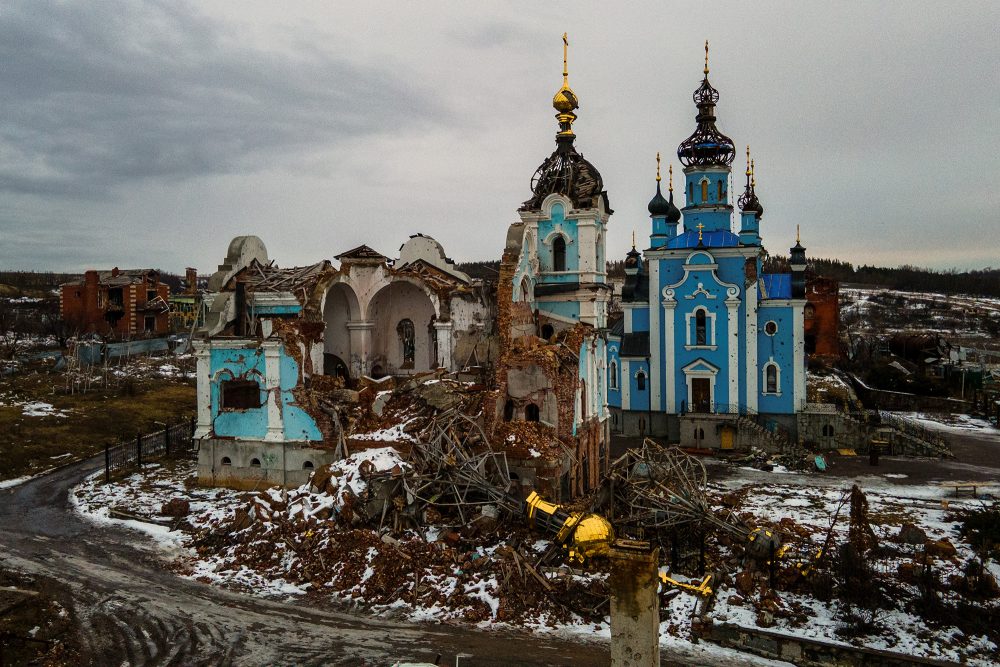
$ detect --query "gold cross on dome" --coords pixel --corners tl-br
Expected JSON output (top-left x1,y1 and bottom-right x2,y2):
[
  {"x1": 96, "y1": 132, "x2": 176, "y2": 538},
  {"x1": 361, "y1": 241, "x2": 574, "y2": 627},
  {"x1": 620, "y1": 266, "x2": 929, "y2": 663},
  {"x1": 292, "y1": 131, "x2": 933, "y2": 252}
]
[{"x1": 696, "y1": 222, "x2": 705, "y2": 242}]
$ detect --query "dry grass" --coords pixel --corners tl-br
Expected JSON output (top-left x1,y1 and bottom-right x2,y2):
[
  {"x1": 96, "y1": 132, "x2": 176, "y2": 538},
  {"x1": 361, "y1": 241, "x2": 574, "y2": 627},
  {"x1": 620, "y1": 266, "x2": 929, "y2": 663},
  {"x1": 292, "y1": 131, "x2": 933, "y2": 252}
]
[{"x1": 0, "y1": 370, "x2": 195, "y2": 480}]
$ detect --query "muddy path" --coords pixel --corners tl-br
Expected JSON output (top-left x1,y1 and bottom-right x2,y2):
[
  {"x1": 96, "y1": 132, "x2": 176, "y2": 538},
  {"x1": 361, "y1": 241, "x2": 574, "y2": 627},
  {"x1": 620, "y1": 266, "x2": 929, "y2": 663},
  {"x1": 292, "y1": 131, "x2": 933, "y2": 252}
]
[{"x1": 0, "y1": 458, "x2": 767, "y2": 666}]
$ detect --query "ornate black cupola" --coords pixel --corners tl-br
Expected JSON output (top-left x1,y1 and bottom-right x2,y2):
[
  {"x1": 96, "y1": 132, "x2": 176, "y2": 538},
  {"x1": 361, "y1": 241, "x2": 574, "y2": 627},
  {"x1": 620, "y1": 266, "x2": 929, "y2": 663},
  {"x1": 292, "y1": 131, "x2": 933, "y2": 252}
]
[
  {"x1": 521, "y1": 34, "x2": 606, "y2": 212},
  {"x1": 676, "y1": 41, "x2": 736, "y2": 168},
  {"x1": 647, "y1": 152, "x2": 672, "y2": 217},
  {"x1": 737, "y1": 146, "x2": 764, "y2": 217},
  {"x1": 790, "y1": 225, "x2": 807, "y2": 299}
]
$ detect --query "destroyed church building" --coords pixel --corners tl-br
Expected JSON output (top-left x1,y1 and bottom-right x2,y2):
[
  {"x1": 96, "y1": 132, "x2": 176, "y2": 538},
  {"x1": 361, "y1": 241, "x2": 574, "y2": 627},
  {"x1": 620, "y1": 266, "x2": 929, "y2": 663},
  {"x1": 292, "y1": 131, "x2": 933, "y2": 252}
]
[{"x1": 192, "y1": 235, "x2": 495, "y2": 489}]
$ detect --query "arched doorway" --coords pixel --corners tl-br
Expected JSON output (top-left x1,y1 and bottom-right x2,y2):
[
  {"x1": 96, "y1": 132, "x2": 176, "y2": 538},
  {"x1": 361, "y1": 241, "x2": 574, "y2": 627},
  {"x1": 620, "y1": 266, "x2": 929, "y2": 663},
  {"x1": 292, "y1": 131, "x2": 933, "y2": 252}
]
[
  {"x1": 368, "y1": 281, "x2": 436, "y2": 376},
  {"x1": 323, "y1": 283, "x2": 360, "y2": 379}
]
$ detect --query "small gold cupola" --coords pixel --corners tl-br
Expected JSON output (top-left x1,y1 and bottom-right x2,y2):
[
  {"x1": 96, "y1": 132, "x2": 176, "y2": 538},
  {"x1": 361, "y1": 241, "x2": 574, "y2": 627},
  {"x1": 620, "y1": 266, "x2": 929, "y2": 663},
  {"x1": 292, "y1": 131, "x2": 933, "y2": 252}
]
[{"x1": 552, "y1": 33, "x2": 579, "y2": 138}]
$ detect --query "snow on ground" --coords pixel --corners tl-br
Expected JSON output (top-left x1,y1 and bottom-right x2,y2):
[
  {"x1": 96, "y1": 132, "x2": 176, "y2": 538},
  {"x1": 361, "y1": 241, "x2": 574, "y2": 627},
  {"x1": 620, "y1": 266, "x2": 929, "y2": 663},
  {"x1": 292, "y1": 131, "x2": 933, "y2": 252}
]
[
  {"x1": 893, "y1": 411, "x2": 1000, "y2": 442},
  {"x1": 709, "y1": 469, "x2": 999, "y2": 666},
  {"x1": 20, "y1": 401, "x2": 70, "y2": 417},
  {"x1": 72, "y1": 457, "x2": 998, "y2": 665}
]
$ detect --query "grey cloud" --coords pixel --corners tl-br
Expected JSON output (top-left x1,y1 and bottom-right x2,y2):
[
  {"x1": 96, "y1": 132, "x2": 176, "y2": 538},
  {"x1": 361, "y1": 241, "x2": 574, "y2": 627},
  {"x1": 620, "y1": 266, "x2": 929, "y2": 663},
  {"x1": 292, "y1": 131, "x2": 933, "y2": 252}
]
[{"x1": 0, "y1": 0, "x2": 442, "y2": 199}]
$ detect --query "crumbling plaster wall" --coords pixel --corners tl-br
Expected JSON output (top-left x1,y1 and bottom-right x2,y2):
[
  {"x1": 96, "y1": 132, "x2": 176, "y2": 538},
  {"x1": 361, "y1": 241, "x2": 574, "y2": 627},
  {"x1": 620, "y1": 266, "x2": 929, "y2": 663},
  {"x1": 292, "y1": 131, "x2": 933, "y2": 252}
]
[{"x1": 198, "y1": 439, "x2": 337, "y2": 490}]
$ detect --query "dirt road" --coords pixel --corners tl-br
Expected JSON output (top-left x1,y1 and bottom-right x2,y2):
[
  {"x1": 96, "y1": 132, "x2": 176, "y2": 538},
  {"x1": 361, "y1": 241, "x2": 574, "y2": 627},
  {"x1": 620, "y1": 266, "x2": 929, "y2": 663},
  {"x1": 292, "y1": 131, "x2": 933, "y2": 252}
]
[{"x1": 0, "y1": 459, "x2": 766, "y2": 666}]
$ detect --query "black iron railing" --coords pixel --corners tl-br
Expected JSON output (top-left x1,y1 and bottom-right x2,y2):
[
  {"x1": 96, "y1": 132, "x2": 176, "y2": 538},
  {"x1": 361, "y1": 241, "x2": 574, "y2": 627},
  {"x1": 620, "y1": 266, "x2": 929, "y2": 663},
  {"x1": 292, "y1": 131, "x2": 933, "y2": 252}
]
[{"x1": 104, "y1": 417, "x2": 196, "y2": 482}]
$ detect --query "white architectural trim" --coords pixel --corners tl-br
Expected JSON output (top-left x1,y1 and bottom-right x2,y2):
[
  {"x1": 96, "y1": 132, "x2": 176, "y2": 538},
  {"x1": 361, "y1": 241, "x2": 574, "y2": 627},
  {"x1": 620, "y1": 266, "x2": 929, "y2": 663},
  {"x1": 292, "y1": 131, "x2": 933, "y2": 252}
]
[
  {"x1": 682, "y1": 358, "x2": 719, "y2": 413},
  {"x1": 649, "y1": 260, "x2": 661, "y2": 411},
  {"x1": 762, "y1": 357, "x2": 782, "y2": 396},
  {"x1": 662, "y1": 297, "x2": 675, "y2": 413},
  {"x1": 726, "y1": 293, "x2": 740, "y2": 412},
  {"x1": 746, "y1": 280, "x2": 759, "y2": 412},
  {"x1": 793, "y1": 303, "x2": 806, "y2": 410},
  {"x1": 609, "y1": 359, "x2": 618, "y2": 390},
  {"x1": 685, "y1": 307, "x2": 716, "y2": 347},
  {"x1": 194, "y1": 343, "x2": 212, "y2": 438},
  {"x1": 624, "y1": 307, "x2": 632, "y2": 333},
  {"x1": 263, "y1": 344, "x2": 284, "y2": 441},
  {"x1": 621, "y1": 359, "x2": 631, "y2": 410}
]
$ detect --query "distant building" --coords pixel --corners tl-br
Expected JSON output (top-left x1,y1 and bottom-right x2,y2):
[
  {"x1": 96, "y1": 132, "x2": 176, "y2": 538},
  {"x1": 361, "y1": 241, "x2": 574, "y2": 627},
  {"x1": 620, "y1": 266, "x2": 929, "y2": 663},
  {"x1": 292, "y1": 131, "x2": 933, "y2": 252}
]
[
  {"x1": 805, "y1": 275, "x2": 840, "y2": 359},
  {"x1": 169, "y1": 267, "x2": 204, "y2": 333},
  {"x1": 607, "y1": 47, "x2": 808, "y2": 447},
  {"x1": 60, "y1": 268, "x2": 170, "y2": 337}
]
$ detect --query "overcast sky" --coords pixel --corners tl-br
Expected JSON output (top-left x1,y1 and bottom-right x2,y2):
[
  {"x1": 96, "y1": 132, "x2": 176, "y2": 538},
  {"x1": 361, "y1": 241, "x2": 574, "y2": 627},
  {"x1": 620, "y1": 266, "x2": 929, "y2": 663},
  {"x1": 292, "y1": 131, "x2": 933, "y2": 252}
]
[{"x1": 1, "y1": 1, "x2": 997, "y2": 274}]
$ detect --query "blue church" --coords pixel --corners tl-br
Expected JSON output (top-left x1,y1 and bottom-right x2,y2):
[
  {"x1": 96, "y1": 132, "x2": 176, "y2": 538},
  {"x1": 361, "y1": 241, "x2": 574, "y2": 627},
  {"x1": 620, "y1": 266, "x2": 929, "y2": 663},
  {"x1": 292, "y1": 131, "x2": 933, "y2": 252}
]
[{"x1": 607, "y1": 45, "x2": 808, "y2": 448}]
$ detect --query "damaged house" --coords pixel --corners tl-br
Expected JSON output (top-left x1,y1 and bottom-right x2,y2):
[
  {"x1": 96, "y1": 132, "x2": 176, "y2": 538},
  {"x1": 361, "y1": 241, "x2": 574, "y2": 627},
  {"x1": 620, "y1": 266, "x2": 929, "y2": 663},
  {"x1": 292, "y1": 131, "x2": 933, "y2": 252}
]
[
  {"x1": 193, "y1": 235, "x2": 495, "y2": 489},
  {"x1": 60, "y1": 268, "x2": 171, "y2": 336}
]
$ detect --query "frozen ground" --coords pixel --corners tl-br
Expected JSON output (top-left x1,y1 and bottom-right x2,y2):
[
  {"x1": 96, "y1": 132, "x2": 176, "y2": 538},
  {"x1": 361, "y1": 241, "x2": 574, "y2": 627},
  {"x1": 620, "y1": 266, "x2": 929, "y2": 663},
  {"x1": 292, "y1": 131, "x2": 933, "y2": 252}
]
[{"x1": 73, "y1": 452, "x2": 999, "y2": 665}]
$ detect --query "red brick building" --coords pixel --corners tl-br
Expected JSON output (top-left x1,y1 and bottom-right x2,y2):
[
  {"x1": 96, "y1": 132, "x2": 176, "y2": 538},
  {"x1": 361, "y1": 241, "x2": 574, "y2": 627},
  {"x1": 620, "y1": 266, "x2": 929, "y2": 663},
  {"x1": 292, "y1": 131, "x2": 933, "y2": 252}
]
[
  {"x1": 804, "y1": 275, "x2": 840, "y2": 359},
  {"x1": 61, "y1": 268, "x2": 170, "y2": 337}
]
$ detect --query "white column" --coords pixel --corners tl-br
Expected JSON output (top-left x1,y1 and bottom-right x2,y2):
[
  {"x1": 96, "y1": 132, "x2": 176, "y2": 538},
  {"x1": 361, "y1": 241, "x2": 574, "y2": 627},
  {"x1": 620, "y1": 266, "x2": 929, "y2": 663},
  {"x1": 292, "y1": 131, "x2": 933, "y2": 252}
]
[
  {"x1": 793, "y1": 304, "x2": 806, "y2": 411},
  {"x1": 193, "y1": 342, "x2": 212, "y2": 438},
  {"x1": 434, "y1": 321, "x2": 454, "y2": 370},
  {"x1": 726, "y1": 292, "x2": 740, "y2": 413},
  {"x1": 746, "y1": 283, "x2": 758, "y2": 412},
  {"x1": 662, "y1": 298, "x2": 676, "y2": 413},
  {"x1": 263, "y1": 344, "x2": 284, "y2": 441},
  {"x1": 621, "y1": 359, "x2": 631, "y2": 411},
  {"x1": 347, "y1": 320, "x2": 374, "y2": 377},
  {"x1": 648, "y1": 261, "x2": 661, "y2": 411}
]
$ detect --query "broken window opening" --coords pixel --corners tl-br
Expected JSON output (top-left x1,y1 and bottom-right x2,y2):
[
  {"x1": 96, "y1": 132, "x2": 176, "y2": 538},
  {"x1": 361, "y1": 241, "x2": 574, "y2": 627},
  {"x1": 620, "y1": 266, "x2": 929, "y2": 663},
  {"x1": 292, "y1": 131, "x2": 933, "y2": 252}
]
[
  {"x1": 805, "y1": 334, "x2": 817, "y2": 355},
  {"x1": 540, "y1": 323, "x2": 554, "y2": 340},
  {"x1": 397, "y1": 318, "x2": 415, "y2": 369},
  {"x1": 144, "y1": 315, "x2": 155, "y2": 332},
  {"x1": 220, "y1": 379, "x2": 262, "y2": 411},
  {"x1": 147, "y1": 289, "x2": 157, "y2": 302},
  {"x1": 108, "y1": 287, "x2": 124, "y2": 308},
  {"x1": 694, "y1": 427, "x2": 705, "y2": 442},
  {"x1": 303, "y1": 461, "x2": 314, "y2": 470},
  {"x1": 695, "y1": 309, "x2": 707, "y2": 345},
  {"x1": 822, "y1": 424, "x2": 835, "y2": 437},
  {"x1": 503, "y1": 399, "x2": 514, "y2": 421},
  {"x1": 429, "y1": 316, "x2": 438, "y2": 368},
  {"x1": 221, "y1": 457, "x2": 232, "y2": 466},
  {"x1": 525, "y1": 403, "x2": 540, "y2": 422},
  {"x1": 250, "y1": 458, "x2": 261, "y2": 468},
  {"x1": 552, "y1": 236, "x2": 567, "y2": 272}
]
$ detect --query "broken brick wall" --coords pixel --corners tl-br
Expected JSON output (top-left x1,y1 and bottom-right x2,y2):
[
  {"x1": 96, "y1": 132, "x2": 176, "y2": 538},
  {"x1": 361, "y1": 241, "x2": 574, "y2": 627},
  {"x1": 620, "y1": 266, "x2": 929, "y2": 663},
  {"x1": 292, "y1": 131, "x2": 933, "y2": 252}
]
[{"x1": 805, "y1": 276, "x2": 840, "y2": 359}]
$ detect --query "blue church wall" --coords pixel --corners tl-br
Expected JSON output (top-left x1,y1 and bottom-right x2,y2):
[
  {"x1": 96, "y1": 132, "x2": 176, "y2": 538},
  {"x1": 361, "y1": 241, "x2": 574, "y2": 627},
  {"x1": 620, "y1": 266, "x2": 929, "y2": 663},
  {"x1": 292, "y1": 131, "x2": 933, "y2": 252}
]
[
  {"x1": 536, "y1": 202, "x2": 581, "y2": 280},
  {"x1": 626, "y1": 306, "x2": 649, "y2": 333},
  {"x1": 538, "y1": 300, "x2": 581, "y2": 321},
  {"x1": 607, "y1": 340, "x2": 622, "y2": 408},
  {"x1": 211, "y1": 347, "x2": 268, "y2": 439},
  {"x1": 627, "y1": 359, "x2": 650, "y2": 411},
  {"x1": 209, "y1": 343, "x2": 323, "y2": 441},
  {"x1": 756, "y1": 305, "x2": 796, "y2": 414}
]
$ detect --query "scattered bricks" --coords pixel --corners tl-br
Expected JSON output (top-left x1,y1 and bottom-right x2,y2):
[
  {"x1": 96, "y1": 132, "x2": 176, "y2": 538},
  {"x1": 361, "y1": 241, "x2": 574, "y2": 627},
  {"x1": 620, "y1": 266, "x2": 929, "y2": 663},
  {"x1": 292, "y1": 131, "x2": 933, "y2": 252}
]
[
  {"x1": 925, "y1": 538, "x2": 958, "y2": 560},
  {"x1": 897, "y1": 522, "x2": 927, "y2": 545},
  {"x1": 735, "y1": 570, "x2": 756, "y2": 596},
  {"x1": 160, "y1": 498, "x2": 191, "y2": 517}
]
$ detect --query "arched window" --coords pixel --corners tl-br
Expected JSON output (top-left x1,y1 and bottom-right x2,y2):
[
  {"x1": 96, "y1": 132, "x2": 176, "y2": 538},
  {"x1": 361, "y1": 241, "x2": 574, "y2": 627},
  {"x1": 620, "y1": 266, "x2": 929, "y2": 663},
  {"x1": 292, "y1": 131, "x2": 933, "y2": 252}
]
[
  {"x1": 553, "y1": 236, "x2": 567, "y2": 272},
  {"x1": 520, "y1": 277, "x2": 531, "y2": 302},
  {"x1": 765, "y1": 364, "x2": 778, "y2": 394},
  {"x1": 822, "y1": 424, "x2": 835, "y2": 437},
  {"x1": 302, "y1": 461, "x2": 314, "y2": 470},
  {"x1": 525, "y1": 403, "x2": 540, "y2": 422},
  {"x1": 221, "y1": 456, "x2": 232, "y2": 466},
  {"x1": 250, "y1": 458, "x2": 261, "y2": 468},
  {"x1": 397, "y1": 318, "x2": 415, "y2": 368},
  {"x1": 541, "y1": 324, "x2": 554, "y2": 340},
  {"x1": 636, "y1": 370, "x2": 646, "y2": 391},
  {"x1": 717, "y1": 180, "x2": 724, "y2": 200},
  {"x1": 701, "y1": 180, "x2": 708, "y2": 202},
  {"x1": 694, "y1": 427, "x2": 705, "y2": 442},
  {"x1": 503, "y1": 399, "x2": 514, "y2": 421},
  {"x1": 695, "y1": 309, "x2": 707, "y2": 345},
  {"x1": 688, "y1": 182, "x2": 693, "y2": 201},
  {"x1": 609, "y1": 361, "x2": 618, "y2": 390}
]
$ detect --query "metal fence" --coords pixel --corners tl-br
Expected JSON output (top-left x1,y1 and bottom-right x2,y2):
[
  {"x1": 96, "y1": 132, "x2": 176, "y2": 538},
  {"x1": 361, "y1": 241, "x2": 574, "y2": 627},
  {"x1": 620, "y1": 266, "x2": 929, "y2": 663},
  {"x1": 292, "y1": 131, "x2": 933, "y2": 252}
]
[{"x1": 104, "y1": 417, "x2": 196, "y2": 482}]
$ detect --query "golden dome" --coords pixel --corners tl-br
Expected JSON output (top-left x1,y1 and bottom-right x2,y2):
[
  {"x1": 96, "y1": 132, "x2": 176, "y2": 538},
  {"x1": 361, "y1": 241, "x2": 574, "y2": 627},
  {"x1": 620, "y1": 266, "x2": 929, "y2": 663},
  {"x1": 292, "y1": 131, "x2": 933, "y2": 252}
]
[{"x1": 552, "y1": 33, "x2": 578, "y2": 135}]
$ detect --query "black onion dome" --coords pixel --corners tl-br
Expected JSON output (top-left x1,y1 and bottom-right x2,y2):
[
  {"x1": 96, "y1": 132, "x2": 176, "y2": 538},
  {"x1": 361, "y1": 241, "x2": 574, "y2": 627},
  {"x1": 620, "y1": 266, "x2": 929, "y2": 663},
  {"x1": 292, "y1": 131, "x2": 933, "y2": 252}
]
[
  {"x1": 738, "y1": 184, "x2": 763, "y2": 217},
  {"x1": 648, "y1": 182, "x2": 671, "y2": 216},
  {"x1": 521, "y1": 136, "x2": 604, "y2": 211},
  {"x1": 625, "y1": 245, "x2": 641, "y2": 268},
  {"x1": 676, "y1": 75, "x2": 735, "y2": 167},
  {"x1": 666, "y1": 190, "x2": 681, "y2": 223}
]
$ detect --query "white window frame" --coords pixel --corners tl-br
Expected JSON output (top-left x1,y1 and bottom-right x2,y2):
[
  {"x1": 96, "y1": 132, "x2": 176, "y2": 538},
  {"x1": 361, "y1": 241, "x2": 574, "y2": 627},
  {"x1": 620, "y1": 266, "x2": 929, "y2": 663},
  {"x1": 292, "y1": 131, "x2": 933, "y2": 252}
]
[
  {"x1": 685, "y1": 306, "x2": 717, "y2": 350},
  {"x1": 762, "y1": 358, "x2": 781, "y2": 396}
]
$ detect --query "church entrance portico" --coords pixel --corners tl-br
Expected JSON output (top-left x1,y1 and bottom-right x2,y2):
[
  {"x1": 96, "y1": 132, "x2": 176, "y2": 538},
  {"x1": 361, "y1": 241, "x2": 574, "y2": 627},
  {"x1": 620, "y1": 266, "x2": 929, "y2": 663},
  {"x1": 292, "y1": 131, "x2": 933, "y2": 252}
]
[{"x1": 681, "y1": 358, "x2": 718, "y2": 414}]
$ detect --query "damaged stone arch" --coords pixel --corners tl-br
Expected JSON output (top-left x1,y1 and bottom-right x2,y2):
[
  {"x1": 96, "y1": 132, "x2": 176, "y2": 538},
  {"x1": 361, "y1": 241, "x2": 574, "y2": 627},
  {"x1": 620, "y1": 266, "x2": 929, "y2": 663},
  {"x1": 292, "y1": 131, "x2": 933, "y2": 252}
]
[
  {"x1": 367, "y1": 278, "x2": 440, "y2": 376},
  {"x1": 322, "y1": 280, "x2": 362, "y2": 380},
  {"x1": 212, "y1": 366, "x2": 266, "y2": 412}
]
